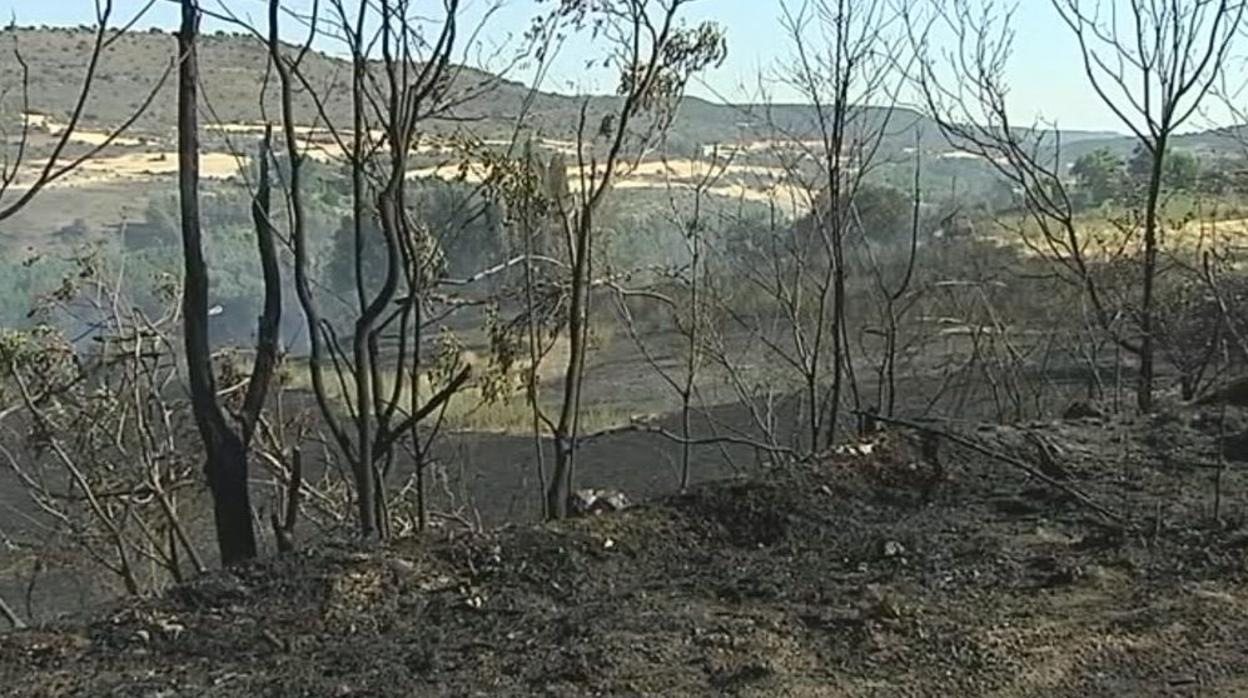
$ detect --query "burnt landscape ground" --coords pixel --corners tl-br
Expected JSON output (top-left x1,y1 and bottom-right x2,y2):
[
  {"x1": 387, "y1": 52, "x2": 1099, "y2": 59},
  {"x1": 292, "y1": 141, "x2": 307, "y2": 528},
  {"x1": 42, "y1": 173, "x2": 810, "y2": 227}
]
[
  {"x1": 4, "y1": 14, "x2": 1248, "y2": 697},
  {"x1": 4, "y1": 396, "x2": 1248, "y2": 697}
]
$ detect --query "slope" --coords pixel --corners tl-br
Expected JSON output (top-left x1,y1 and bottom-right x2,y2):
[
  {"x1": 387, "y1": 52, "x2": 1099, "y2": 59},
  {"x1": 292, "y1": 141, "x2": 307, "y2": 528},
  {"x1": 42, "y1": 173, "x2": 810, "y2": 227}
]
[{"x1": 4, "y1": 404, "x2": 1248, "y2": 697}]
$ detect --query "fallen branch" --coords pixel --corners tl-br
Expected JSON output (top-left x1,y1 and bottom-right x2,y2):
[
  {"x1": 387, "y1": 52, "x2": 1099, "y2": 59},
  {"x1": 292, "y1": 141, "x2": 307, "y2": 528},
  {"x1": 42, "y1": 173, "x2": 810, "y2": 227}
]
[
  {"x1": 857, "y1": 411, "x2": 1127, "y2": 526},
  {"x1": 0, "y1": 592, "x2": 25, "y2": 630},
  {"x1": 376, "y1": 366, "x2": 472, "y2": 457},
  {"x1": 577, "y1": 421, "x2": 800, "y2": 460},
  {"x1": 270, "y1": 450, "x2": 303, "y2": 554}
]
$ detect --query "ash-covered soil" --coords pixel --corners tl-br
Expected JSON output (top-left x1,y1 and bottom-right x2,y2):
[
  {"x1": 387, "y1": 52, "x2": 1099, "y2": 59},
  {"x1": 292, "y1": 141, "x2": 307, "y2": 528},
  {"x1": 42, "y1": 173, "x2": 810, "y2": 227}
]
[{"x1": 4, "y1": 402, "x2": 1248, "y2": 697}]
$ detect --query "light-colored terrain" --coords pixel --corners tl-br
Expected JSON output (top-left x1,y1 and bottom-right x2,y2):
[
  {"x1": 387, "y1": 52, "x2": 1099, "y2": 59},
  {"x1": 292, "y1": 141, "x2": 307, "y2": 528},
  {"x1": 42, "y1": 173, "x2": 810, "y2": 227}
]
[{"x1": 1, "y1": 116, "x2": 823, "y2": 245}]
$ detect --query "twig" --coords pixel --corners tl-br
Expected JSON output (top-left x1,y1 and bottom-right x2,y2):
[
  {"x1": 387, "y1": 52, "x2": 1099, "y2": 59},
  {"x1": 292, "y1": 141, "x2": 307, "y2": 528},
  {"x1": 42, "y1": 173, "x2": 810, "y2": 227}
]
[
  {"x1": 577, "y1": 421, "x2": 801, "y2": 460},
  {"x1": 270, "y1": 449, "x2": 303, "y2": 554},
  {"x1": 0, "y1": 592, "x2": 25, "y2": 630}
]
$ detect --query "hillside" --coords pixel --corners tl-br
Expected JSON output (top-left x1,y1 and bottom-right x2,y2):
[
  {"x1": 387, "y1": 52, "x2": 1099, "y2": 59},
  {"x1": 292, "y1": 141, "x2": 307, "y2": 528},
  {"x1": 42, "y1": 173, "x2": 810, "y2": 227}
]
[
  {"x1": 1059, "y1": 127, "x2": 1248, "y2": 163},
  {"x1": 4, "y1": 24, "x2": 1244, "y2": 305},
  {"x1": 0, "y1": 26, "x2": 1129, "y2": 153},
  {"x1": 4, "y1": 405, "x2": 1248, "y2": 696},
  {"x1": 0, "y1": 24, "x2": 1134, "y2": 250}
]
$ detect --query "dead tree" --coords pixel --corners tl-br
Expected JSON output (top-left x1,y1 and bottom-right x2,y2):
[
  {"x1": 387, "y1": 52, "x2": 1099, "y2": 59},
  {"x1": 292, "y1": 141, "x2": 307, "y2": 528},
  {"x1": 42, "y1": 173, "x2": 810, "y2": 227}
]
[
  {"x1": 858, "y1": 136, "x2": 924, "y2": 420},
  {"x1": 609, "y1": 146, "x2": 735, "y2": 491},
  {"x1": 260, "y1": 0, "x2": 491, "y2": 538},
  {"x1": 1, "y1": 254, "x2": 207, "y2": 595},
  {"x1": 712, "y1": 0, "x2": 906, "y2": 453},
  {"x1": 1052, "y1": 0, "x2": 1245, "y2": 411},
  {"x1": 911, "y1": 0, "x2": 1245, "y2": 413},
  {"x1": 176, "y1": 0, "x2": 282, "y2": 564},
  {"x1": 0, "y1": 1, "x2": 181, "y2": 594},
  {"x1": 534, "y1": 0, "x2": 726, "y2": 519},
  {"x1": 0, "y1": 593, "x2": 23, "y2": 630}
]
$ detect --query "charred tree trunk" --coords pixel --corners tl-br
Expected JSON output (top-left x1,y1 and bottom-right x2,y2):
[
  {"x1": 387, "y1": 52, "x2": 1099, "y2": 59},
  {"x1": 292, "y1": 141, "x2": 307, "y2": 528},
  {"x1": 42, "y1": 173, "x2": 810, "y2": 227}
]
[
  {"x1": 177, "y1": 0, "x2": 257, "y2": 565},
  {"x1": 1137, "y1": 134, "x2": 1167, "y2": 414},
  {"x1": 547, "y1": 211, "x2": 592, "y2": 520}
]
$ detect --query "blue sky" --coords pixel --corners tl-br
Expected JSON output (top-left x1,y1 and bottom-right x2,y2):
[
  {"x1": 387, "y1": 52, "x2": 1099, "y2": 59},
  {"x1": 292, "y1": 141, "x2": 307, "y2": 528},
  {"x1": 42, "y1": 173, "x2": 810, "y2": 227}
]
[{"x1": 0, "y1": 0, "x2": 1208, "y2": 134}]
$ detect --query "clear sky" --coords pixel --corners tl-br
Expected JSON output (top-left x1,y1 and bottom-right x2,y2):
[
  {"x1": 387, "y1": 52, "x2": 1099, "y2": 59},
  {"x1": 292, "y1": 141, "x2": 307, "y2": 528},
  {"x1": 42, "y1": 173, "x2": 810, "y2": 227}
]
[{"x1": 4, "y1": 0, "x2": 1231, "y2": 135}]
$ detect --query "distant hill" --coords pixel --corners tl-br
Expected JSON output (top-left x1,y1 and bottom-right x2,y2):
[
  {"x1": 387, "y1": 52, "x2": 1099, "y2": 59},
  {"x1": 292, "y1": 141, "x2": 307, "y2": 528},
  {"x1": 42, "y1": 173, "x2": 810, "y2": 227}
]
[
  {"x1": 5, "y1": 23, "x2": 1245, "y2": 200},
  {"x1": 1058, "y1": 127, "x2": 1248, "y2": 164},
  {"x1": 0, "y1": 26, "x2": 1133, "y2": 156}
]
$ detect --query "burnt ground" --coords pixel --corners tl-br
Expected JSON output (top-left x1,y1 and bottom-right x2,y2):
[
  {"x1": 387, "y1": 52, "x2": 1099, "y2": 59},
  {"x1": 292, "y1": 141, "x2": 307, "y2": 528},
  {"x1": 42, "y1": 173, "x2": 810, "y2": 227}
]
[{"x1": 4, "y1": 401, "x2": 1248, "y2": 697}]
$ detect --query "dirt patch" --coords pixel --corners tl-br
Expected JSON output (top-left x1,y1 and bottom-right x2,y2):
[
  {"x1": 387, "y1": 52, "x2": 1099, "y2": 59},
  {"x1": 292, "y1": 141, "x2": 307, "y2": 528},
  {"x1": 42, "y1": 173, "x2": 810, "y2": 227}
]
[{"x1": 3, "y1": 412, "x2": 1248, "y2": 696}]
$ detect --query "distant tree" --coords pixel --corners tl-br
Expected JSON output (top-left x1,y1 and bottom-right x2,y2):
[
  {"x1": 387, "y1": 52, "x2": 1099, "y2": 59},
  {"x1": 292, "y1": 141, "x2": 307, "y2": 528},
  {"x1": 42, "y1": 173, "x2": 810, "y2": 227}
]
[
  {"x1": 1196, "y1": 162, "x2": 1238, "y2": 195},
  {"x1": 661, "y1": 133, "x2": 702, "y2": 158},
  {"x1": 794, "y1": 183, "x2": 915, "y2": 254},
  {"x1": 1128, "y1": 145, "x2": 1202, "y2": 193},
  {"x1": 324, "y1": 211, "x2": 446, "y2": 301},
  {"x1": 1071, "y1": 148, "x2": 1125, "y2": 206},
  {"x1": 716, "y1": 207, "x2": 774, "y2": 267},
  {"x1": 53, "y1": 218, "x2": 90, "y2": 241},
  {"x1": 123, "y1": 196, "x2": 179, "y2": 250},
  {"x1": 1165, "y1": 151, "x2": 1202, "y2": 192},
  {"x1": 324, "y1": 180, "x2": 500, "y2": 302},
  {"x1": 537, "y1": 0, "x2": 727, "y2": 519},
  {"x1": 419, "y1": 180, "x2": 505, "y2": 277},
  {"x1": 268, "y1": 0, "x2": 478, "y2": 538},
  {"x1": 850, "y1": 183, "x2": 915, "y2": 244}
]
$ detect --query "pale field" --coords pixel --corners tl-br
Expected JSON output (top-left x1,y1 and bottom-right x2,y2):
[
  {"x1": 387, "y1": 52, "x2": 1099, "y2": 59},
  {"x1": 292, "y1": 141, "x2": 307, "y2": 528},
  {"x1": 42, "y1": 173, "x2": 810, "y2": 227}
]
[
  {"x1": 703, "y1": 138, "x2": 825, "y2": 156},
  {"x1": 984, "y1": 214, "x2": 1248, "y2": 260},
  {"x1": 405, "y1": 155, "x2": 811, "y2": 211},
  {"x1": 612, "y1": 177, "x2": 809, "y2": 211},
  {"x1": 271, "y1": 333, "x2": 636, "y2": 435},
  {"x1": 54, "y1": 129, "x2": 144, "y2": 147},
  {"x1": 623, "y1": 159, "x2": 788, "y2": 180},
  {"x1": 12, "y1": 150, "x2": 244, "y2": 188},
  {"x1": 16, "y1": 121, "x2": 1248, "y2": 256},
  {"x1": 16, "y1": 113, "x2": 144, "y2": 147},
  {"x1": 6, "y1": 120, "x2": 819, "y2": 211}
]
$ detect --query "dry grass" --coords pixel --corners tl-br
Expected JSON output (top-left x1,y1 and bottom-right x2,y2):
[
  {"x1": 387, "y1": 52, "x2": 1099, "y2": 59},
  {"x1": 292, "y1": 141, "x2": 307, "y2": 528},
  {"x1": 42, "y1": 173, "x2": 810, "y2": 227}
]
[
  {"x1": 12, "y1": 149, "x2": 242, "y2": 189},
  {"x1": 987, "y1": 206, "x2": 1248, "y2": 261},
  {"x1": 9, "y1": 108, "x2": 816, "y2": 219},
  {"x1": 279, "y1": 364, "x2": 631, "y2": 435},
  {"x1": 274, "y1": 333, "x2": 631, "y2": 436}
]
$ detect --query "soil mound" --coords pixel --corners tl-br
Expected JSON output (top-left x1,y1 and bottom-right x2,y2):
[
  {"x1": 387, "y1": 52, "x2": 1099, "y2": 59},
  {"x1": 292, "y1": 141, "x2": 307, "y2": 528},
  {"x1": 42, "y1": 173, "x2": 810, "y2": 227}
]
[{"x1": 3, "y1": 420, "x2": 1248, "y2": 697}]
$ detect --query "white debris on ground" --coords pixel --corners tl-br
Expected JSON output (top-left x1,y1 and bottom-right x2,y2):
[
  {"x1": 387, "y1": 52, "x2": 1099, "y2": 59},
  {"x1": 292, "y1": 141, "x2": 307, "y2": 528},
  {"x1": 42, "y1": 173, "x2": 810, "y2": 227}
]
[{"x1": 568, "y1": 488, "x2": 632, "y2": 517}]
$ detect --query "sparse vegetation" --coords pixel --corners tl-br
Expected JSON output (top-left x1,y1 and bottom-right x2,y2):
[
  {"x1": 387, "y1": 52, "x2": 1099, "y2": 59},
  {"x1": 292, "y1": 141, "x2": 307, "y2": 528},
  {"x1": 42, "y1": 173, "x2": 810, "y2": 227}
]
[{"x1": 3, "y1": 1, "x2": 1248, "y2": 695}]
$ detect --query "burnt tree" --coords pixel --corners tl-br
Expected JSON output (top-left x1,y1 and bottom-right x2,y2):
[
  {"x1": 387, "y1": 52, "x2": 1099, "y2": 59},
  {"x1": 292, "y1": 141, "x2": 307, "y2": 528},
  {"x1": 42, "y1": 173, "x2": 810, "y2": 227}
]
[{"x1": 176, "y1": 0, "x2": 282, "y2": 565}]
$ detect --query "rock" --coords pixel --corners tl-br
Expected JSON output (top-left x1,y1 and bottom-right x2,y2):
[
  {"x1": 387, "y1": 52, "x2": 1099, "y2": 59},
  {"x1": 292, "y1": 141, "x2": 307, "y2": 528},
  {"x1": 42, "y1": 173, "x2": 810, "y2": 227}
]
[
  {"x1": 708, "y1": 659, "x2": 774, "y2": 688},
  {"x1": 1224, "y1": 532, "x2": 1248, "y2": 550},
  {"x1": 1080, "y1": 564, "x2": 1116, "y2": 586},
  {"x1": 1025, "y1": 432, "x2": 1072, "y2": 480},
  {"x1": 385, "y1": 558, "x2": 418, "y2": 576},
  {"x1": 862, "y1": 584, "x2": 905, "y2": 620},
  {"x1": 1062, "y1": 401, "x2": 1105, "y2": 420},
  {"x1": 171, "y1": 576, "x2": 249, "y2": 609},
  {"x1": 154, "y1": 618, "x2": 185, "y2": 639},
  {"x1": 567, "y1": 488, "x2": 631, "y2": 516},
  {"x1": 881, "y1": 540, "x2": 906, "y2": 558}
]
